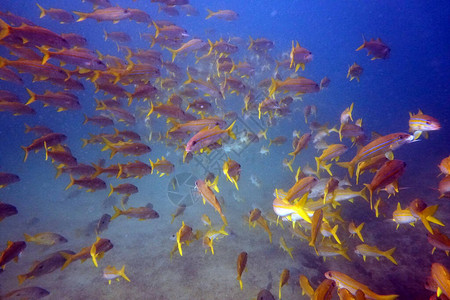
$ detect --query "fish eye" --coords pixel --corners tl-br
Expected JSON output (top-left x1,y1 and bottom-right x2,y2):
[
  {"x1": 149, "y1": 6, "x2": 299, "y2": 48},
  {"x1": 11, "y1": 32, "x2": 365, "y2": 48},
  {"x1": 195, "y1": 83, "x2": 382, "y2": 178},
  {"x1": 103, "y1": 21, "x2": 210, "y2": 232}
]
[
  {"x1": 426, "y1": 121, "x2": 431, "y2": 125},
  {"x1": 192, "y1": 141, "x2": 197, "y2": 145}
]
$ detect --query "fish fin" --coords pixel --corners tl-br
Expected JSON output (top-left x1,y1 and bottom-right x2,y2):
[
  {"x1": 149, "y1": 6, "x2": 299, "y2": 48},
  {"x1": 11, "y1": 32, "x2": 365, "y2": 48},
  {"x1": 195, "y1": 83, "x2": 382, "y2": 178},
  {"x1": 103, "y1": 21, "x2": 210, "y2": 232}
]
[
  {"x1": 111, "y1": 205, "x2": 122, "y2": 220},
  {"x1": 0, "y1": 18, "x2": 11, "y2": 41},
  {"x1": 65, "y1": 174, "x2": 75, "y2": 190},
  {"x1": 119, "y1": 265, "x2": 131, "y2": 282},
  {"x1": 383, "y1": 247, "x2": 397, "y2": 265},
  {"x1": 205, "y1": 8, "x2": 214, "y2": 19},
  {"x1": 73, "y1": 11, "x2": 88, "y2": 22}
]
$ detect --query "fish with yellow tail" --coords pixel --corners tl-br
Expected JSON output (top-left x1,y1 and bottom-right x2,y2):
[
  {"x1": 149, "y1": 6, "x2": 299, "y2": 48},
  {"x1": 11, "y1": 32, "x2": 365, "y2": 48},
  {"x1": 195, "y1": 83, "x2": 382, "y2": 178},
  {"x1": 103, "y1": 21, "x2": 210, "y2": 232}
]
[
  {"x1": 279, "y1": 237, "x2": 294, "y2": 260},
  {"x1": 408, "y1": 109, "x2": 440, "y2": 140},
  {"x1": 325, "y1": 270, "x2": 398, "y2": 299},
  {"x1": 299, "y1": 275, "x2": 314, "y2": 298},
  {"x1": 309, "y1": 209, "x2": 323, "y2": 253},
  {"x1": 273, "y1": 194, "x2": 312, "y2": 225},
  {"x1": 364, "y1": 159, "x2": 406, "y2": 210},
  {"x1": 185, "y1": 121, "x2": 236, "y2": 155},
  {"x1": 289, "y1": 41, "x2": 313, "y2": 72},
  {"x1": 90, "y1": 237, "x2": 114, "y2": 268},
  {"x1": 427, "y1": 228, "x2": 450, "y2": 255},
  {"x1": 320, "y1": 222, "x2": 341, "y2": 245},
  {"x1": 202, "y1": 225, "x2": 228, "y2": 255},
  {"x1": 279, "y1": 269, "x2": 290, "y2": 300},
  {"x1": 103, "y1": 265, "x2": 130, "y2": 285},
  {"x1": 236, "y1": 251, "x2": 247, "y2": 290},
  {"x1": 248, "y1": 208, "x2": 261, "y2": 228},
  {"x1": 195, "y1": 179, "x2": 227, "y2": 226},
  {"x1": 408, "y1": 198, "x2": 445, "y2": 234},
  {"x1": 277, "y1": 176, "x2": 318, "y2": 204},
  {"x1": 337, "y1": 132, "x2": 413, "y2": 178},
  {"x1": 254, "y1": 214, "x2": 272, "y2": 243},
  {"x1": 315, "y1": 144, "x2": 348, "y2": 176},
  {"x1": 348, "y1": 221, "x2": 365, "y2": 242},
  {"x1": 431, "y1": 263, "x2": 450, "y2": 298},
  {"x1": 149, "y1": 156, "x2": 175, "y2": 177},
  {"x1": 223, "y1": 158, "x2": 241, "y2": 190},
  {"x1": 175, "y1": 221, "x2": 193, "y2": 257},
  {"x1": 354, "y1": 244, "x2": 397, "y2": 265}
]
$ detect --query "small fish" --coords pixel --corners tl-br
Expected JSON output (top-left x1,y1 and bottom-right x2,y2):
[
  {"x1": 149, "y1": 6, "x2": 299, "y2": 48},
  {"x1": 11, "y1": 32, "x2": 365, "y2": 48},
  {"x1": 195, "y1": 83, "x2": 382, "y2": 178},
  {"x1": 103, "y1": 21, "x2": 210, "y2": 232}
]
[
  {"x1": 0, "y1": 172, "x2": 20, "y2": 189},
  {"x1": 103, "y1": 265, "x2": 131, "y2": 285},
  {"x1": 356, "y1": 36, "x2": 390, "y2": 60},
  {"x1": 66, "y1": 175, "x2": 106, "y2": 192},
  {"x1": 0, "y1": 202, "x2": 18, "y2": 221},
  {"x1": 150, "y1": 156, "x2": 175, "y2": 177},
  {"x1": 313, "y1": 279, "x2": 336, "y2": 300},
  {"x1": 337, "y1": 132, "x2": 413, "y2": 178},
  {"x1": 279, "y1": 237, "x2": 294, "y2": 260},
  {"x1": 201, "y1": 214, "x2": 212, "y2": 227},
  {"x1": 111, "y1": 206, "x2": 159, "y2": 221},
  {"x1": 171, "y1": 204, "x2": 186, "y2": 224},
  {"x1": 205, "y1": 9, "x2": 238, "y2": 21},
  {"x1": 354, "y1": 244, "x2": 397, "y2": 265},
  {"x1": 325, "y1": 271, "x2": 398, "y2": 299},
  {"x1": 290, "y1": 41, "x2": 313, "y2": 71},
  {"x1": 364, "y1": 160, "x2": 406, "y2": 209},
  {"x1": 17, "y1": 250, "x2": 74, "y2": 285},
  {"x1": 236, "y1": 252, "x2": 248, "y2": 290},
  {"x1": 0, "y1": 241, "x2": 26, "y2": 270},
  {"x1": 427, "y1": 228, "x2": 450, "y2": 255},
  {"x1": 279, "y1": 269, "x2": 290, "y2": 300},
  {"x1": 431, "y1": 263, "x2": 450, "y2": 298},
  {"x1": 223, "y1": 158, "x2": 241, "y2": 190},
  {"x1": 195, "y1": 179, "x2": 227, "y2": 225},
  {"x1": 347, "y1": 63, "x2": 363, "y2": 82},
  {"x1": 408, "y1": 109, "x2": 441, "y2": 140},
  {"x1": 176, "y1": 221, "x2": 193, "y2": 256},
  {"x1": 23, "y1": 232, "x2": 67, "y2": 246},
  {"x1": 108, "y1": 183, "x2": 138, "y2": 197},
  {"x1": 90, "y1": 237, "x2": 114, "y2": 268},
  {"x1": 299, "y1": 275, "x2": 314, "y2": 298},
  {"x1": 96, "y1": 214, "x2": 112, "y2": 235},
  {"x1": 309, "y1": 209, "x2": 323, "y2": 252},
  {"x1": 73, "y1": 7, "x2": 132, "y2": 23},
  {"x1": 1, "y1": 286, "x2": 50, "y2": 299},
  {"x1": 348, "y1": 221, "x2": 365, "y2": 242}
]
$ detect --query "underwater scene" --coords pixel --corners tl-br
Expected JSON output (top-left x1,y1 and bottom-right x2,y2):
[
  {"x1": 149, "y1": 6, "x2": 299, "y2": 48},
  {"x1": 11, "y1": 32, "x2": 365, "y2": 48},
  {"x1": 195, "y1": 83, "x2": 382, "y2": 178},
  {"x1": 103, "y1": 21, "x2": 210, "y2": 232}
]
[{"x1": 0, "y1": 0, "x2": 449, "y2": 299}]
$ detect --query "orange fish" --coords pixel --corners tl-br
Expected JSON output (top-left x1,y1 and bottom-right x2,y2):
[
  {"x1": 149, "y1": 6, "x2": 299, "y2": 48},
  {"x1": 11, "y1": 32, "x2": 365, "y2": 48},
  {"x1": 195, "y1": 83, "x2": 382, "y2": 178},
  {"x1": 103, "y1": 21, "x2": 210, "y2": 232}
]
[
  {"x1": 195, "y1": 179, "x2": 227, "y2": 225},
  {"x1": 356, "y1": 36, "x2": 390, "y2": 60}
]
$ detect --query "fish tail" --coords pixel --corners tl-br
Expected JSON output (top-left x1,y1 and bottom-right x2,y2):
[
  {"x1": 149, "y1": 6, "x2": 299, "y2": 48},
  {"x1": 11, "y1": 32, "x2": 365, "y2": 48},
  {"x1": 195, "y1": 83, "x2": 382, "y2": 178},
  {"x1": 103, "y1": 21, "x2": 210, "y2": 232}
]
[
  {"x1": 356, "y1": 223, "x2": 365, "y2": 242},
  {"x1": 25, "y1": 88, "x2": 36, "y2": 105},
  {"x1": 363, "y1": 184, "x2": 373, "y2": 209},
  {"x1": 170, "y1": 214, "x2": 176, "y2": 224},
  {"x1": 17, "y1": 274, "x2": 27, "y2": 285},
  {"x1": 359, "y1": 186, "x2": 368, "y2": 202},
  {"x1": 73, "y1": 11, "x2": 88, "y2": 22},
  {"x1": 419, "y1": 205, "x2": 443, "y2": 234},
  {"x1": 356, "y1": 34, "x2": 366, "y2": 51},
  {"x1": 65, "y1": 174, "x2": 75, "y2": 190},
  {"x1": 119, "y1": 265, "x2": 131, "y2": 282},
  {"x1": 111, "y1": 205, "x2": 122, "y2": 220},
  {"x1": 338, "y1": 123, "x2": 344, "y2": 141},
  {"x1": 205, "y1": 8, "x2": 214, "y2": 19},
  {"x1": 21, "y1": 146, "x2": 29, "y2": 162},
  {"x1": 285, "y1": 158, "x2": 294, "y2": 173},
  {"x1": 341, "y1": 249, "x2": 352, "y2": 261},
  {"x1": 206, "y1": 39, "x2": 214, "y2": 56},
  {"x1": 55, "y1": 164, "x2": 64, "y2": 179},
  {"x1": 220, "y1": 214, "x2": 228, "y2": 226},
  {"x1": 383, "y1": 247, "x2": 397, "y2": 265},
  {"x1": 146, "y1": 101, "x2": 154, "y2": 118},
  {"x1": 238, "y1": 277, "x2": 243, "y2": 290},
  {"x1": 331, "y1": 225, "x2": 341, "y2": 244},
  {"x1": 60, "y1": 252, "x2": 73, "y2": 270},
  {"x1": 293, "y1": 194, "x2": 312, "y2": 223},
  {"x1": 248, "y1": 35, "x2": 254, "y2": 50},
  {"x1": 152, "y1": 21, "x2": 160, "y2": 38},
  {"x1": 90, "y1": 245, "x2": 98, "y2": 268},
  {"x1": 116, "y1": 163, "x2": 123, "y2": 179},
  {"x1": 36, "y1": 3, "x2": 46, "y2": 18},
  {"x1": 23, "y1": 233, "x2": 32, "y2": 242},
  {"x1": 0, "y1": 18, "x2": 11, "y2": 41},
  {"x1": 268, "y1": 77, "x2": 278, "y2": 98},
  {"x1": 82, "y1": 113, "x2": 89, "y2": 125},
  {"x1": 81, "y1": 138, "x2": 90, "y2": 149},
  {"x1": 166, "y1": 47, "x2": 177, "y2": 62},
  {"x1": 226, "y1": 120, "x2": 236, "y2": 139},
  {"x1": 149, "y1": 158, "x2": 155, "y2": 174},
  {"x1": 108, "y1": 183, "x2": 114, "y2": 197}
]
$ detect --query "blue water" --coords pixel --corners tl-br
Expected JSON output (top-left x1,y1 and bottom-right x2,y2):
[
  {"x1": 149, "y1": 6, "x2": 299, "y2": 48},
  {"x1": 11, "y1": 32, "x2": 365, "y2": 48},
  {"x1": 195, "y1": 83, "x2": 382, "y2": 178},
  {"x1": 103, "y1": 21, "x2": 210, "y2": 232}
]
[{"x1": 0, "y1": 0, "x2": 449, "y2": 299}]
